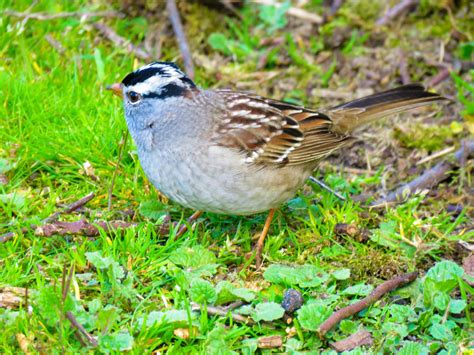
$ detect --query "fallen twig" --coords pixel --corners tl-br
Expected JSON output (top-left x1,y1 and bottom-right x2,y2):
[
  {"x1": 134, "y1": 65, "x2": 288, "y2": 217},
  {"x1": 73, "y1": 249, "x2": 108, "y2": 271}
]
[
  {"x1": 93, "y1": 23, "x2": 151, "y2": 60},
  {"x1": 0, "y1": 192, "x2": 95, "y2": 243},
  {"x1": 376, "y1": 0, "x2": 418, "y2": 26},
  {"x1": 166, "y1": 0, "x2": 195, "y2": 79},
  {"x1": 373, "y1": 140, "x2": 474, "y2": 206},
  {"x1": 258, "y1": 335, "x2": 282, "y2": 349},
  {"x1": 318, "y1": 272, "x2": 418, "y2": 337},
  {"x1": 191, "y1": 302, "x2": 253, "y2": 324},
  {"x1": 35, "y1": 220, "x2": 134, "y2": 237},
  {"x1": 44, "y1": 192, "x2": 96, "y2": 224},
  {"x1": 428, "y1": 67, "x2": 450, "y2": 87},
  {"x1": 0, "y1": 287, "x2": 28, "y2": 309},
  {"x1": 3, "y1": 10, "x2": 124, "y2": 21},
  {"x1": 330, "y1": 329, "x2": 374, "y2": 352}
]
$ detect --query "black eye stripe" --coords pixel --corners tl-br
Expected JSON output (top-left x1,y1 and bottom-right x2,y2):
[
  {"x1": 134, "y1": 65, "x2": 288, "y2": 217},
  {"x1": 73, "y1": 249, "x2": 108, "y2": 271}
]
[{"x1": 142, "y1": 83, "x2": 187, "y2": 99}]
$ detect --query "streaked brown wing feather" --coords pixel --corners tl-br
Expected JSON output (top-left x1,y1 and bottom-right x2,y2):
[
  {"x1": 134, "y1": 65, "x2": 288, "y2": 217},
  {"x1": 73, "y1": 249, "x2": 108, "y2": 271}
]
[{"x1": 214, "y1": 91, "x2": 352, "y2": 166}]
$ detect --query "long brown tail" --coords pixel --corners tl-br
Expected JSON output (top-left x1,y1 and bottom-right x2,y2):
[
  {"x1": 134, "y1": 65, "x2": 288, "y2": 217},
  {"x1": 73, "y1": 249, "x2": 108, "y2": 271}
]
[{"x1": 328, "y1": 84, "x2": 448, "y2": 135}]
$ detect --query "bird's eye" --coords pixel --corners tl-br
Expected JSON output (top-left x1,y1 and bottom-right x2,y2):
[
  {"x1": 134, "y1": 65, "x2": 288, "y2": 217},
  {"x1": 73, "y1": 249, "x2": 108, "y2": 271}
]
[{"x1": 127, "y1": 91, "x2": 142, "y2": 104}]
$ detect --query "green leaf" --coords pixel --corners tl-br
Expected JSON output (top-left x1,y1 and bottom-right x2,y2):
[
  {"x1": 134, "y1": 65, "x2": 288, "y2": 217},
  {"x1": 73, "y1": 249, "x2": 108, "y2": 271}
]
[
  {"x1": 387, "y1": 304, "x2": 416, "y2": 323},
  {"x1": 449, "y1": 299, "x2": 466, "y2": 314},
  {"x1": 204, "y1": 325, "x2": 237, "y2": 355},
  {"x1": 332, "y1": 268, "x2": 351, "y2": 280},
  {"x1": 425, "y1": 260, "x2": 464, "y2": 291},
  {"x1": 169, "y1": 246, "x2": 217, "y2": 269},
  {"x1": 433, "y1": 292, "x2": 450, "y2": 311},
  {"x1": 429, "y1": 323, "x2": 453, "y2": 341},
  {"x1": 138, "y1": 200, "x2": 168, "y2": 221},
  {"x1": 341, "y1": 283, "x2": 373, "y2": 296},
  {"x1": 0, "y1": 158, "x2": 15, "y2": 174},
  {"x1": 86, "y1": 251, "x2": 124, "y2": 280},
  {"x1": 98, "y1": 331, "x2": 134, "y2": 351},
  {"x1": 0, "y1": 193, "x2": 26, "y2": 210},
  {"x1": 339, "y1": 319, "x2": 357, "y2": 334},
  {"x1": 208, "y1": 33, "x2": 232, "y2": 55},
  {"x1": 398, "y1": 341, "x2": 429, "y2": 355},
  {"x1": 263, "y1": 264, "x2": 329, "y2": 288},
  {"x1": 35, "y1": 285, "x2": 74, "y2": 327},
  {"x1": 190, "y1": 279, "x2": 217, "y2": 304},
  {"x1": 424, "y1": 260, "x2": 464, "y2": 307},
  {"x1": 231, "y1": 288, "x2": 255, "y2": 302},
  {"x1": 139, "y1": 310, "x2": 191, "y2": 328},
  {"x1": 297, "y1": 302, "x2": 332, "y2": 331},
  {"x1": 252, "y1": 302, "x2": 285, "y2": 322}
]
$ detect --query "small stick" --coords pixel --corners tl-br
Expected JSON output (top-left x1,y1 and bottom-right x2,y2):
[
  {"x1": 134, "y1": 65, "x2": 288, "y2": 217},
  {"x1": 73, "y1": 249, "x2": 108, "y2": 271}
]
[
  {"x1": 309, "y1": 176, "x2": 346, "y2": 201},
  {"x1": 376, "y1": 0, "x2": 418, "y2": 26},
  {"x1": 318, "y1": 272, "x2": 418, "y2": 337},
  {"x1": 66, "y1": 311, "x2": 98, "y2": 347},
  {"x1": 428, "y1": 67, "x2": 450, "y2": 88},
  {"x1": 35, "y1": 220, "x2": 134, "y2": 237},
  {"x1": 373, "y1": 141, "x2": 474, "y2": 206},
  {"x1": 166, "y1": 0, "x2": 195, "y2": 79},
  {"x1": 0, "y1": 192, "x2": 95, "y2": 243},
  {"x1": 44, "y1": 192, "x2": 96, "y2": 224},
  {"x1": 398, "y1": 50, "x2": 411, "y2": 85},
  {"x1": 3, "y1": 10, "x2": 124, "y2": 20},
  {"x1": 330, "y1": 329, "x2": 373, "y2": 352},
  {"x1": 93, "y1": 23, "x2": 150, "y2": 60},
  {"x1": 416, "y1": 146, "x2": 455, "y2": 165},
  {"x1": 108, "y1": 131, "x2": 129, "y2": 211}
]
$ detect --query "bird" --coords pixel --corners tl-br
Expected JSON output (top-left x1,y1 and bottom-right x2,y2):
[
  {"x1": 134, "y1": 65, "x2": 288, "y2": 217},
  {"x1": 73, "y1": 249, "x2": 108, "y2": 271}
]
[{"x1": 108, "y1": 61, "x2": 447, "y2": 267}]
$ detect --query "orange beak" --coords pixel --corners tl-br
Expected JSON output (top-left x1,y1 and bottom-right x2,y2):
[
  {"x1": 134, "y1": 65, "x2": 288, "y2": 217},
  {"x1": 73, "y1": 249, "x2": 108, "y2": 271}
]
[{"x1": 106, "y1": 83, "x2": 123, "y2": 98}]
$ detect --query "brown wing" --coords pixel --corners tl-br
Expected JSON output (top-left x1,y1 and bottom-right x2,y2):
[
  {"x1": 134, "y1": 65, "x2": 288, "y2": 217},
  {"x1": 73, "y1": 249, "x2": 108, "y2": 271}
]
[{"x1": 213, "y1": 90, "x2": 353, "y2": 166}]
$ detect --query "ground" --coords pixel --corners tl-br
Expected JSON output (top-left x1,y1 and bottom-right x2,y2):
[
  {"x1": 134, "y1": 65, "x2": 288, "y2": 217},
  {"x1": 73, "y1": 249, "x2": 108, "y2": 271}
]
[{"x1": 0, "y1": 0, "x2": 473, "y2": 353}]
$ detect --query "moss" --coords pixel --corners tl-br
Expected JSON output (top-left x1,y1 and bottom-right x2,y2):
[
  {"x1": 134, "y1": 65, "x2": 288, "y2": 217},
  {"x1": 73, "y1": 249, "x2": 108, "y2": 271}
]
[{"x1": 393, "y1": 123, "x2": 459, "y2": 152}]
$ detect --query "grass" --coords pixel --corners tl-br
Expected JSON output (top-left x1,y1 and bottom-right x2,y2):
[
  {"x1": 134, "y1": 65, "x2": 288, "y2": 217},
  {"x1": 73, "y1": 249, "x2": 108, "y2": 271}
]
[{"x1": 1, "y1": 0, "x2": 473, "y2": 353}]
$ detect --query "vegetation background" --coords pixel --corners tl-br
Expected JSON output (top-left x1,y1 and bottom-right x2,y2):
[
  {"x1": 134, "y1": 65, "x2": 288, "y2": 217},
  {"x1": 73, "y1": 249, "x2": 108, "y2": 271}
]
[{"x1": 0, "y1": 0, "x2": 473, "y2": 353}]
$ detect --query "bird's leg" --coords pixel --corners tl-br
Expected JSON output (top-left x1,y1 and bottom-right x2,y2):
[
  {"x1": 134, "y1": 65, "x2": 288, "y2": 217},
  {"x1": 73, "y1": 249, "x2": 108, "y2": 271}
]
[
  {"x1": 175, "y1": 210, "x2": 203, "y2": 238},
  {"x1": 255, "y1": 208, "x2": 276, "y2": 269}
]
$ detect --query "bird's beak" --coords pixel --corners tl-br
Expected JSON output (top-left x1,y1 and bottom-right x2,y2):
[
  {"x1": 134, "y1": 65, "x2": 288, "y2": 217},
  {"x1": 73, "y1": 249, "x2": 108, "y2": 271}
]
[{"x1": 106, "y1": 83, "x2": 123, "y2": 98}]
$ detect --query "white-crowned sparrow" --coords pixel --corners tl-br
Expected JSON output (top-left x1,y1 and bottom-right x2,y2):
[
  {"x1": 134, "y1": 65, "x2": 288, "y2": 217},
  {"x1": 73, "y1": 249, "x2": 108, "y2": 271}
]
[{"x1": 108, "y1": 61, "x2": 446, "y2": 266}]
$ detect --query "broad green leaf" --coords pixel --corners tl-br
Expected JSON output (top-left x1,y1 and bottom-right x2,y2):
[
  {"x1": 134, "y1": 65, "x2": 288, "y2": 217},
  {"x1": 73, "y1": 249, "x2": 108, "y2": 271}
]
[
  {"x1": 98, "y1": 331, "x2": 134, "y2": 351},
  {"x1": 0, "y1": 193, "x2": 26, "y2": 210},
  {"x1": 138, "y1": 200, "x2": 168, "y2": 221},
  {"x1": 424, "y1": 260, "x2": 464, "y2": 307},
  {"x1": 433, "y1": 292, "x2": 450, "y2": 311},
  {"x1": 449, "y1": 299, "x2": 466, "y2": 314},
  {"x1": 297, "y1": 302, "x2": 332, "y2": 331},
  {"x1": 252, "y1": 302, "x2": 285, "y2": 322},
  {"x1": 388, "y1": 304, "x2": 416, "y2": 323},
  {"x1": 382, "y1": 322, "x2": 409, "y2": 338},
  {"x1": 85, "y1": 251, "x2": 124, "y2": 280},
  {"x1": 190, "y1": 279, "x2": 217, "y2": 304},
  {"x1": 263, "y1": 264, "x2": 329, "y2": 287},
  {"x1": 139, "y1": 310, "x2": 190, "y2": 328},
  {"x1": 0, "y1": 158, "x2": 15, "y2": 174},
  {"x1": 339, "y1": 319, "x2": 357, "y2": 334},
  {"x1": 429, "y1": 323, "x2": 453, "y2": 341},
  {"x1": 169, "y1": 246, "x2": 217, "y2": 269},
  {"x1": 204, "y1": 325, "x2": 237, "y2": 355},
  {"x1": 332, "y1": 268, "x2": 351, "y2": 280},
  {"x1": 341, "y1": 283, "x2": 373, "y2": 296},
  {"x1": 208, "y1": 33, "x2": 232, "y2": 55},
  {"x1": 231, "y1": 288, "x2": 255, "y2": 302},
  {"x1": 398, "y1": 341, "x2": 429, "y2": 355}
]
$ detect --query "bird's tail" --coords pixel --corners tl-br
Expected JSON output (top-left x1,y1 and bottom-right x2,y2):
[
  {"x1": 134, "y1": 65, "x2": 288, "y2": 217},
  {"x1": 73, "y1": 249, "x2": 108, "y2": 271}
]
[{"x1": 328, "y1": 84, "x2": 448, "y2": 135}]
